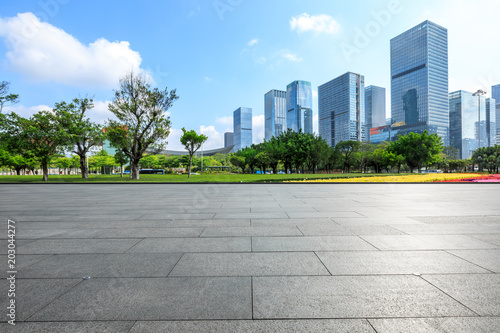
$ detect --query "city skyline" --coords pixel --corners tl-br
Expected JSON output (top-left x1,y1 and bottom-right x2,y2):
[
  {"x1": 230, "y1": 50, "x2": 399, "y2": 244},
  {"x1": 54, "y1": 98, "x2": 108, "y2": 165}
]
[{"x1": 0, "y1": 1, "x2": 499, "y2": 151}]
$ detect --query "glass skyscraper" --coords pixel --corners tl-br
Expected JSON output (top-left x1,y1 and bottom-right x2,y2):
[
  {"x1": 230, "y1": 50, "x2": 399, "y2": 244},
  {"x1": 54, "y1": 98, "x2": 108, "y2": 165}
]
[
  {"x1": 233, "y1": 107, "x2": 252, "y2": 152},
  {"x1": 492, "y1": 84, "x2": 500, "y2": 144},
  {"x1": 224, "y1": 132, "x2": 233, "y2": 148},
  {"x1": 486, "y1": 98, "x2": 496, "y2": 146},
  {"x1": 391, "y1": 21, "x2": 449, "y2": 145},
  {"x1": 449, "y1": 91, "x2": 492, "y2": 159},
  {"x1": 365, "y1": 85, "x2": 386, "y2": 142},
  {"x1": 286, "y1": 80, "x2": 313, "y2": 134},
  {"x1": 318, "y1": 72, "x2": 365, "y2": 147},
  {"x1": 264, "y1": 89, "x2": 287, "y2": 140}
]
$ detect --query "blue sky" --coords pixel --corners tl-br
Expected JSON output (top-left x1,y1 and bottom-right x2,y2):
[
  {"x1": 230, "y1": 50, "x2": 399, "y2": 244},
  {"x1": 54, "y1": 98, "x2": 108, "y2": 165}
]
[{"x1": 1, "y1": 0, "x2": 499, "y2": 150}]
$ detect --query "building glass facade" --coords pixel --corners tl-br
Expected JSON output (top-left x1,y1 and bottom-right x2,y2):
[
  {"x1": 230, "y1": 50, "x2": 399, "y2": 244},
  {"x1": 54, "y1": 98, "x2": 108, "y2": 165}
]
[
  {"x1": 493, "y1": 84, "x2": 500, "y2": 145},
  {"x1": 224, "y1": 132, "x2": 233, "y2": 148},
  {"x1": 365, "y1": 85, "x2": 386, "y2": 142},
  {"x1": 318, "y1": 72, "x2": 366, "y2": 147},
  {"x1": 233, "y1": 107, "x2": 252, "y2": 151},
  {"x1": 391, "y1": 20, "x2": 449, "y2": 145},
  {"x1": 265, "y1": 89, "x2": 287, "y2": 140},
  {"x1": 486, "y1": 98, "x2": 496, "y2": 146},
  {"x1": 286, "y1": 80, "x2": 313, "y2": 134},
  {"x1": 449, "y1": 91, "x2": 492, "y2": 159}
]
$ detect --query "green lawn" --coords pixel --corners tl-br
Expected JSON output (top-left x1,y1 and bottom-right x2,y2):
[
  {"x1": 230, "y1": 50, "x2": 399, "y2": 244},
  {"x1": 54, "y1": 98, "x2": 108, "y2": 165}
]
[{"x1": 0, "y1": 173, "x2": 385, "y2": 183}]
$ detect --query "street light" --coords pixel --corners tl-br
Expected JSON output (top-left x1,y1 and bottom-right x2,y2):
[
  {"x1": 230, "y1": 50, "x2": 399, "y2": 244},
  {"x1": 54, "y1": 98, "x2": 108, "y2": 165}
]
[{"x1": 472, "y1": 89, "x2": 487, "y2": 148}]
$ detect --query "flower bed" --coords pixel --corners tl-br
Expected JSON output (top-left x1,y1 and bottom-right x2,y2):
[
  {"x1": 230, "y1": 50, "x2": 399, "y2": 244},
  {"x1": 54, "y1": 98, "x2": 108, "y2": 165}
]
[
  {"x1": 289, "y1": 173, "x2": 482, "y2": 183},
  {"x1": 433, "y1": 174, "x2": 500, "y2": 182}
]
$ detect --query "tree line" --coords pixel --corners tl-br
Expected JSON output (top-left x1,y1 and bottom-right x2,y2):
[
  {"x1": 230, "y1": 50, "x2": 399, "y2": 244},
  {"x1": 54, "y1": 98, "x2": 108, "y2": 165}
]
[
  {"x1": 228, "y1": 130, "x2": 472, "y2": 174},
  {"x1": 0, "y1": 73, "x2": 177, "y2": 181}
]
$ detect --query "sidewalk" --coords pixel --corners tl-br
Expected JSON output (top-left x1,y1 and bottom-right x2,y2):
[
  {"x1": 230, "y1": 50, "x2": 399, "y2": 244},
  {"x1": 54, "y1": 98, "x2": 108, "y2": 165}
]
[{"x1": 1, "y1": 184, "x2": 499, "y2": 332}]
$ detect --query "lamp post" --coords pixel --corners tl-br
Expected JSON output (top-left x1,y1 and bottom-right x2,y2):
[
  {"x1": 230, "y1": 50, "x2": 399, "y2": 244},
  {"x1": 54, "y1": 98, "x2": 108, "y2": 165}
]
[{"x1": 472, "y1": 89, "x2": 487, "y2": 149}]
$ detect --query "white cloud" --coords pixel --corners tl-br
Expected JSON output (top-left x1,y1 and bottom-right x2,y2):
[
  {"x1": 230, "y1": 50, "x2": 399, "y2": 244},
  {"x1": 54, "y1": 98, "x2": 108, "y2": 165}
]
[
  {"x1": 255, "y1": 56, "x2": 267, "y2": 64},
  {"x1": 5, "y1": 104, "x2": 52, "y2": 118},
  {"x1": 252, "y1": 115, "x2": 264, "y2": 144},
  {"x1": 91, "y1": 100, "x2": 115, "y2": 125},
  {"x1": 248, "y1": 38, "x2": 259, "y2": 46},
  {"x1": 0, "y1": 12, "x2": 147, "y2": 88},
  {"x1": 165, "y1": 128, "x2": 184, "y2": 151},
  {"x1": 204, "y1": 76, "x2": 213, "y2": 82},
  {"x1": 6, "y1": 100, "x2": 115, "y2": 125},
  {"x1": 199, "y1": 125, "x2": 224, "y2": 150},
  {"x1": 290, "y1": 13, "x2": 340, "y2": 35},
  {"x1": 216, "y1": 116, "x2": 233, "y2": 127},
  {"x1": 283, "y1": 52, "x2": 302, "y2": 63}
]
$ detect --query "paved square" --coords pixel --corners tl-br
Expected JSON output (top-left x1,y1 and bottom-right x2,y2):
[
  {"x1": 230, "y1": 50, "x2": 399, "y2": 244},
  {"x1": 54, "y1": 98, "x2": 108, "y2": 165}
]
[{"x1": 1, "y1": 183, "x2": 499, "y2": 331}]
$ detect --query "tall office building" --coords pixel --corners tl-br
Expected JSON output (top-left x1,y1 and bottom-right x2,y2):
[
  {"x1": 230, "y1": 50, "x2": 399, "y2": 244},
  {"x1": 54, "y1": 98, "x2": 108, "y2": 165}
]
[
  {"x1": 233, "y1": 107, "x2": 252, "y2": 151},
  {"x1": 224, "y1": 132, "x2": 233, "y2": 148},
  {"x1": 286, "y1": 80, "x2": 313, "y2": 134},
  {"x1": 264, "y1": 89, "x2": 287, "y2": 140},
  {"x1": 391, "y1": 21, "x2": 449, "y2": 145},
  {"x1": 319, "y1": 72, "x2": 365, "y2": 147},
  {"x1": 486, "y1": 98, "x2": 496, "y2": 146},
  {"x1": 365, "y1": 85, "x2": 386, "y2": 142},
  {"x1": 493, "y1": 84, "x2": 500, "y2": 144},
  {"x1": 449, "y1": 91, "x2": 492, "y2": 159}
]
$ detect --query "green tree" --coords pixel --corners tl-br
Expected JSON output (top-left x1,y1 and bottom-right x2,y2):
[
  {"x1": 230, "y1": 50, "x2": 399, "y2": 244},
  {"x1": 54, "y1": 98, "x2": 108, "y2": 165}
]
[
  {"x1": 304, "y1": 134, "x2": 330, "y2": 174},
  {"x1": 139, "y1": 154, "x2": 160, "y2": 169},
  {"x1": 114, "y1": 150, "x2": 128, "y2": 177},
  {"x1": 238, "y1": 146, "x2": 259, "y2": 174},
  {"x1": 54, "y1": 157, "x2": 72, "y2": 175},
  {"x1": 228, "y1": 154, "x2": 246, "y2": 173},
  {"x1": 179, "y1": 128, "x2": 208, "y2": 178},
  {"x1": 106, "y1": 72, "x2": 178, "y2": 180},
  {"x1": 0, "y1": 81, "x2": 19, "y2": 113},
  {"x1": 0, "y1": 111, "x2": 65, "y2": 181},
  {"x1": 55, "y1": 98, "x2": 105, "y2": 179},
  {"x1": 388, "y1": 131, "x2": 444, "y2": 173},
  {"x1": 472, "y1": 146, "x2": 500, "y2": 173},
  {"x1": 335, "y1": 141, "x2": 360, "y2": 173}
]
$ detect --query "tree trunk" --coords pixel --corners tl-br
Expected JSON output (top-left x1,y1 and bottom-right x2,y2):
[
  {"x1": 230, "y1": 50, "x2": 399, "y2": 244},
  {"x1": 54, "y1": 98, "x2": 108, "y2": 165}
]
[
  {"x1": 120, "y1": 164, "x2": 124, "y2": 177},
  {"x1": 188, "y1": 155, "x2": 193, "y2": 178},
  {"x1": 131, "y1": 159, "x2": 140, "y2": 180},
  {"x1": 42, "y1": 161, "x2": 49, "y2": 182},
  {"x1": 79, "y1": 155, "x2": 88, "y2": 179}
]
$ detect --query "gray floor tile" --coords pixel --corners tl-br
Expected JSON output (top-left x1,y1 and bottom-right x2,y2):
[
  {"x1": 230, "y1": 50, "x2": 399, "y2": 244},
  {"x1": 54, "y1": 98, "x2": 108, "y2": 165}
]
[
  {"x1": 17, "y1": 239, "x2": 142, "y2": 254},
  {"x1": 468, "y1": 233, "x2": 500, "y2": 246},
  {"x1": 298, "y1": 225, "x2": 405, "y2": 236},
  {"x1": 250, "y1": 218, "x2": 334, "y2": 227},
  {"x1": 333, "y1": 217, "x2": 424, "y2": 226},
  {"x1": 447, "y1": 249, "x2": 500, "y2": 272},
  {"x1": 19, "y1": 253, "x2": 183, "y2": 278},
  {"x1": 129, "y1": 319, "x2": 375, "y2": 332},
  {"x1": 0, "y1": 278, "x2": 81, "y2": 321},
  {"x1": 391, "y1": 224, "x2": 500, "y2": 235},
  {"x1": 200, "y1": 226, "x2": 302, "y2": 237},
  {"x1": 252, "y1": 236, "x2": 377, "y2": 251},
  {"x1": 29, "y1": 277, "x2": 252, "y2": 321},
  {"x1": 253, "y1": 275, "x2": 475, "y2": 318},
  {"x1": 1, "y1": 254, "x2": 53, "y2": 270},
  {"x1": 423, "y1": 274, "x2": 500, "y2": 316},
  {"x1": 127, "y1": 237, "x2": 251, "y2": 253},
  {"x1": 97, "y1": 227, "x2": 204, "y2": 238},
  {"x1": 1, "y1": 321, "x2": 135, "y2": 332},
  {"x1": 169, "y1": 252, "x2": 330, "y2": 276},
  {"x1": 316, "y1": 251, "x2": 489, "y2": 275},
  {"x1": 412, "y1": 216, "x2": 500, "y2": 225},
  {"x1": 368, "y1": 317, "x2": 500, "y2": 333},
  {"x1": 360, "y1": 235, "x2": 499, "y2": 250}
]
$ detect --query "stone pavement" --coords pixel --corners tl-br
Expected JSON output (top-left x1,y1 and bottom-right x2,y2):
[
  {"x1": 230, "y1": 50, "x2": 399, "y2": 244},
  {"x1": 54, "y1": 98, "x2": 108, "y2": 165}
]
[{"x1": 1, "y1": 183, "x2": 499, "y2": 332}]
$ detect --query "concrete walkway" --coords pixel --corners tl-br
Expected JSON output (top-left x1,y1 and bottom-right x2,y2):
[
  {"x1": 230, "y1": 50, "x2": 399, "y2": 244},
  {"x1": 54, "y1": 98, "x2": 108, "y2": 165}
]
[{"x1": 1, "y1": 183, "x2": 499, "y2": 332}]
